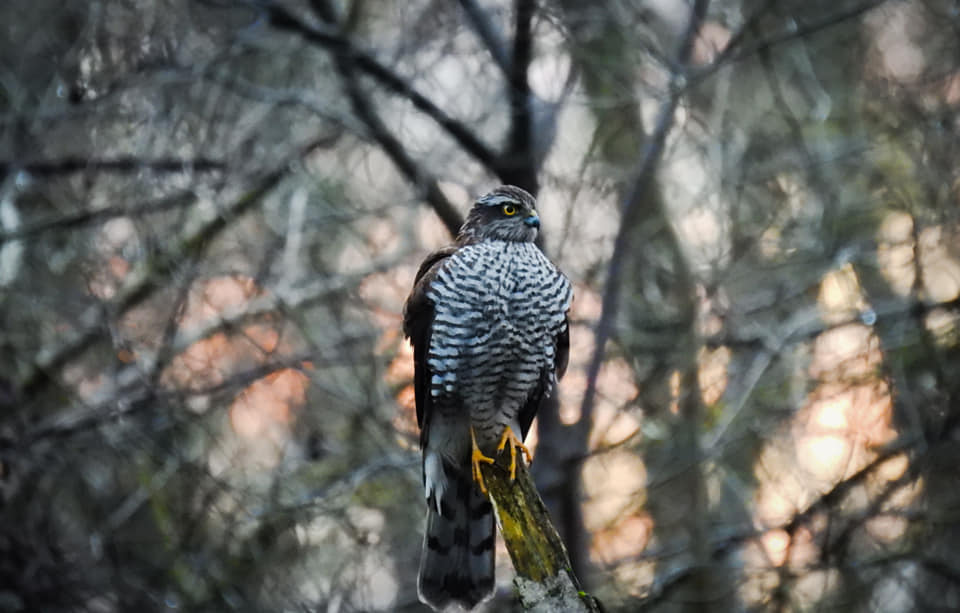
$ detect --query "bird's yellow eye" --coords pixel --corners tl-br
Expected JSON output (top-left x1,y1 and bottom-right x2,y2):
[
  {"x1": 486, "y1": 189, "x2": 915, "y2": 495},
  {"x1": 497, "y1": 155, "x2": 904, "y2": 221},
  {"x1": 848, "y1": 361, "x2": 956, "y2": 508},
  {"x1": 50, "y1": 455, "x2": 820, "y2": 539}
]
[{"x1": 502, "y1": 204, "x2": 518, "y2": 216}]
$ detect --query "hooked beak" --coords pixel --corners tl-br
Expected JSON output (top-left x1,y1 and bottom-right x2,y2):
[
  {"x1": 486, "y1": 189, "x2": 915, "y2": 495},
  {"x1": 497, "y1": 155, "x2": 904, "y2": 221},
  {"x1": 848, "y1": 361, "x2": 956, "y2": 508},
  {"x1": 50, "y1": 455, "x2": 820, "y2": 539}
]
[{"x1": 524, "y1": 211, "x2": 540, "y2": 228}]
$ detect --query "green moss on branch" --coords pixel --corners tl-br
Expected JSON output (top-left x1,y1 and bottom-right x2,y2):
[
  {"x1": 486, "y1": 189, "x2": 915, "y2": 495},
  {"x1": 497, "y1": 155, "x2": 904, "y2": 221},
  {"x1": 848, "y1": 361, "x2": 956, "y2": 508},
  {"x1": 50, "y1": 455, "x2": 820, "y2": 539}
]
[{"x1": 479, "y1": 456, "x2": 601, "y2": 612}]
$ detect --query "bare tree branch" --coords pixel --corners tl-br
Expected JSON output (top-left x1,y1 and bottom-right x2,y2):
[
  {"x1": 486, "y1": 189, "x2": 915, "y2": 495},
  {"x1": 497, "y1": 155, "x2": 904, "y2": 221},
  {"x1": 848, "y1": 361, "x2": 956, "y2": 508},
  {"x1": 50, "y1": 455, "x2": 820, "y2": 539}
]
[
  {"x1": 0, "y1": 156, "x2": 225, "y2": 177},
  {"x1": 264, "y1": 2, "x2": 502, "y2": 179},
  {"x1": 691, "y1": 0, "x2": 889, "y2": 85},
  {"x1": 480, "y1": 457, "x2": 602, "y2": 612},
  {"x1": 17, "y1": 137, "x2": 329, "y2": 400},
  {"x1": 0, "y1": 190, "x2": 197, "y2": 244},
  {"x1": 305, "y1": 0, "x2": 463, "y2": 236},
  {"x1": 458, "y1": 0, "x2": 512, "y2": 76},
  {"x1": 579, "y1": 0, "x2": 710, "y2": 427}
]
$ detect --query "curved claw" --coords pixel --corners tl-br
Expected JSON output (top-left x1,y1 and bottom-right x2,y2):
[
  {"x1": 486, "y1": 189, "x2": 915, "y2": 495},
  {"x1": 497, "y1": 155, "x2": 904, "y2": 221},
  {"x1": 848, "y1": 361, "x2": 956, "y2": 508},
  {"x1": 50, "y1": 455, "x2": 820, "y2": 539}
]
[{"x1": 496, "y1": 426, "x2": 532, "y2": 481}]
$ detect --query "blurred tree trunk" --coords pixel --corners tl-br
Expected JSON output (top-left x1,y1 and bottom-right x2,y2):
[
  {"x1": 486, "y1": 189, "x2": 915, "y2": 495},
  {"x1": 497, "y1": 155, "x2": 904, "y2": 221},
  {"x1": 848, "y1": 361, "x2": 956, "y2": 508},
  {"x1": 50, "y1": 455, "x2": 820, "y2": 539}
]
[
  {"x1": 855, "y1": 258, "x2": 960, "y2": 608},
  {"x1": 551, "y1": 3, "x2": 742, "y2": 609}
]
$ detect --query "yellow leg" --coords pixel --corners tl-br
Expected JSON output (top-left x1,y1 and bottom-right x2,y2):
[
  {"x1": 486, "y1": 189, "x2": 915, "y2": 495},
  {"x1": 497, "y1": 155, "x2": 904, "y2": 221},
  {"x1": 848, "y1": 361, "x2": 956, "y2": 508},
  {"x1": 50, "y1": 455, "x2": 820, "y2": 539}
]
[
  {"x1": 496, "y1": 426, "x2": 533, "y2": 480},
  {"x1": 470, "y1": 426, "x2": 495, "y2": 494}
]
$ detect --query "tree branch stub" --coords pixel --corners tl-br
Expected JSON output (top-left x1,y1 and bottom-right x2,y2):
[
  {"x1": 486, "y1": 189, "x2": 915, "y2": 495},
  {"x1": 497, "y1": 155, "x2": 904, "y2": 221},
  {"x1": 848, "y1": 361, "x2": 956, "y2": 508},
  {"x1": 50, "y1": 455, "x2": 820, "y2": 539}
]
[{"x1": 479, "y1": 455, "x2": 601, "y2": 612}]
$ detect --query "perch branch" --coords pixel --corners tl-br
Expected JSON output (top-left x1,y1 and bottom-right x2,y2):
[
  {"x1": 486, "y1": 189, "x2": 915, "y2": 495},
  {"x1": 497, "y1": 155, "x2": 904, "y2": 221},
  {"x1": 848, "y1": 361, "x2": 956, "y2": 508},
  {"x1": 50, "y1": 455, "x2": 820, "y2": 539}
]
[{"x1": 479, "y1": 456, "x2": 602, "y2": 612}]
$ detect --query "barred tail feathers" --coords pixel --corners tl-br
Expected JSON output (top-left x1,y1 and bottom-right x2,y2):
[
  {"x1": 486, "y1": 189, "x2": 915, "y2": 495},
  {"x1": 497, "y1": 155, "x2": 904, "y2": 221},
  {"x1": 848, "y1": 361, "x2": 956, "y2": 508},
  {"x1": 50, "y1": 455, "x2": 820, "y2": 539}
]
[{"x1": 418, "y1": 456, "x2": 495, "y2": 611}]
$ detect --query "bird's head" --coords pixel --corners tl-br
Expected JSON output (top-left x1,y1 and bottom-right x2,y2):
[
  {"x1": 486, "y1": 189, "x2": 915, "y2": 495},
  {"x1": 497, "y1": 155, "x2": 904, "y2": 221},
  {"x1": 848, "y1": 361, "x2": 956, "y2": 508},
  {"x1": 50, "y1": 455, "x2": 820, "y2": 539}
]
[{"x1": 458, "y1": 185, "x2": 540, "y2": 243}]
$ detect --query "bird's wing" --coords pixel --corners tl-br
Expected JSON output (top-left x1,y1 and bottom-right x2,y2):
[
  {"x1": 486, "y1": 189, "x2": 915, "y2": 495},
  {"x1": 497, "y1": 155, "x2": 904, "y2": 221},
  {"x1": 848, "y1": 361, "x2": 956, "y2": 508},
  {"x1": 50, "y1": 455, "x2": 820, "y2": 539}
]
[
  {"x1": 555, "y1": 316, "x2": 570, "y2": 380},
  {"x1": 517, "y1": 314, "x2": 571, "y2": 439},
  {"x1": 403, "y1": 246, "x2": 458, "y2": 442}
]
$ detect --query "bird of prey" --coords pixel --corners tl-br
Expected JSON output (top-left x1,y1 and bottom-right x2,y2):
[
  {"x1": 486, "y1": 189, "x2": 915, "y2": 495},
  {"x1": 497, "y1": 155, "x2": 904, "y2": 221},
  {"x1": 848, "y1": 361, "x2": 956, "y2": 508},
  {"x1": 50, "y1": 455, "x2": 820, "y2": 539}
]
[{"x1": 403, "y1": 185, "x2": 572, "y2": 611}]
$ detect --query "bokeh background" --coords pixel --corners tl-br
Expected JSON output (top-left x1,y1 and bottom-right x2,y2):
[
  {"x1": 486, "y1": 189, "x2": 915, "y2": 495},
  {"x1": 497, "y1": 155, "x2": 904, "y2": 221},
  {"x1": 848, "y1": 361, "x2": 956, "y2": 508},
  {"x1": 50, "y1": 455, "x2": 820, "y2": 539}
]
[{"x1": 2, "y1": 0, "x2": 959, "y2": 611}]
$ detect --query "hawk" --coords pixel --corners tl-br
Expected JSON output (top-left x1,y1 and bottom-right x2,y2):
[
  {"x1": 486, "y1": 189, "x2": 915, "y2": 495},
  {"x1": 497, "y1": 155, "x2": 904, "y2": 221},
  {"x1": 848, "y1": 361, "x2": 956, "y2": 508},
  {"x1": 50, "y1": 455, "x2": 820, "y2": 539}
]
[{"x1": 403, "y1": 185, "x2": 572, "y2": 610}]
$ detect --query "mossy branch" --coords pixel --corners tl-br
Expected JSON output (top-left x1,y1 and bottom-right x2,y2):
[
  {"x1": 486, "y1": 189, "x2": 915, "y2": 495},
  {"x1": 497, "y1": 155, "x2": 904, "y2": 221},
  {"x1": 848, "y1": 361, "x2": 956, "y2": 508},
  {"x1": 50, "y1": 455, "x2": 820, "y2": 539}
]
[{"x1": 479, "y1": 456, "x2": 602, "y2": 612}]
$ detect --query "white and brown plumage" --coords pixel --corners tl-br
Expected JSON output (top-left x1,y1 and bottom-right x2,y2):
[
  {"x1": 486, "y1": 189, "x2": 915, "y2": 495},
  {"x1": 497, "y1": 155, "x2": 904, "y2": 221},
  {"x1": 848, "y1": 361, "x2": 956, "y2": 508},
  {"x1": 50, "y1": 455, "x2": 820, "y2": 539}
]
[{"x1": 403, "y1": 185, "x2": 572, "y2": 611}]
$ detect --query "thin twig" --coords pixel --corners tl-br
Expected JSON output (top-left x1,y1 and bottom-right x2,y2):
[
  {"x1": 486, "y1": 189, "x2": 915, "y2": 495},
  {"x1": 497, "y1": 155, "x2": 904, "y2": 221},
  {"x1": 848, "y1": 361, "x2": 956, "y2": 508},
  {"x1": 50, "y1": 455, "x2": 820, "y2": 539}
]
[
  {"x1": 0, "y1": 156, "x2": 225, "y2": 177},
  {"x1": 0, "y1": 190, "x2": 197, "y2": 244}
]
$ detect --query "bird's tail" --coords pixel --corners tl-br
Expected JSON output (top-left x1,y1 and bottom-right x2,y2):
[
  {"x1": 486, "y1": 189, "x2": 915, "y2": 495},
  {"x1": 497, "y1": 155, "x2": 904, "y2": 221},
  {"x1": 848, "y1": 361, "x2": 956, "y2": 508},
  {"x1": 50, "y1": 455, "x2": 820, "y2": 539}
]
[{"x1": 418, "y1": 461, "x2": 495, "y2": 611}]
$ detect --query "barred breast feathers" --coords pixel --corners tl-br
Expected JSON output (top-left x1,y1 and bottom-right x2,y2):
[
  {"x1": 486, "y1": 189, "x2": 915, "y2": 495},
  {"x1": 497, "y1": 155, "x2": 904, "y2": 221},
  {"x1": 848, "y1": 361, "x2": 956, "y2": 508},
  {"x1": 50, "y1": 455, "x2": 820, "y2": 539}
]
[{"x1": 425, "y1": 241, "x2": 572, "y2": 403}]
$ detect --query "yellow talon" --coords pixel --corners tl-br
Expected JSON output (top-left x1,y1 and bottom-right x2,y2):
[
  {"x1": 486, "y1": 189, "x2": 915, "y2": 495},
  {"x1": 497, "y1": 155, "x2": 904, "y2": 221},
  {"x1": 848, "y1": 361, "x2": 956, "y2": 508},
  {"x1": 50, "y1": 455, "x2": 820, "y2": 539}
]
[
  {"x1": 470, "y1": 427, "x2": 495, "y2": 494},
  {"x1": 496, "y1": 426, "x2": 532, "y2": 480}
]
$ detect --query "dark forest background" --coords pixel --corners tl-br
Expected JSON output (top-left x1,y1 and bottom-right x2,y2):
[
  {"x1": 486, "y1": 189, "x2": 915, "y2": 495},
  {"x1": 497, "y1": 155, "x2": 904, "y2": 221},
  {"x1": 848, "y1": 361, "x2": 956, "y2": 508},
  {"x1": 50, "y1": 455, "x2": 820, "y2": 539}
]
[{"x1": 2, "y1": 0, "x2": 960, "y2": 611}]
